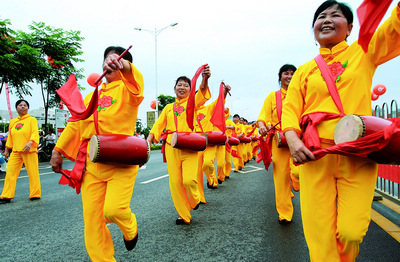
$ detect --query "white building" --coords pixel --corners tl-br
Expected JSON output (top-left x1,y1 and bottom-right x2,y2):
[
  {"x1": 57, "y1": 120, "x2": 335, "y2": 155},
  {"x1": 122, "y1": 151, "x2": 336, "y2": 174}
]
[{"x1": 0, "y1": 107, "x2": 56, "y2": 130}]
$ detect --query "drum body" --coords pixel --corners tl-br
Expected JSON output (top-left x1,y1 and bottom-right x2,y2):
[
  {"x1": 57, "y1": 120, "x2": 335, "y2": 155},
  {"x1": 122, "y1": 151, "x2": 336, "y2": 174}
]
[
  {"x1": 89, "y1": 134, "x2": 150, "y2": 165},
  {"x1": 334, "y1": 115, "x2": 400, "y2": 164},
  {"x1": 204, "y1": 131, "x2": 226, "y2": 145},
  {"x1": 238, "y1": 136, "x2": 252, "y2": 143},
  {"x1": 171, "y1": 132, "x2": 207, "y2": 151},
  {"x1": 228, "y1": 136, "x2": 240, "y2": 146},
  {"x1": 275, "y1": 131, "x2": 288, "y2": 148},
  {"x1": 250, "y1": 136, "x2": 258, "y2": 142}
]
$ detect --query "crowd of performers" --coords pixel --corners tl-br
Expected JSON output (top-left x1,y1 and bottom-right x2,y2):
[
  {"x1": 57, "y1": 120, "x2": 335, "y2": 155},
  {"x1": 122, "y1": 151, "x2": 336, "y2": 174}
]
[{"x1": 1, "y1": 0, "x2": 400, "y2": 261}]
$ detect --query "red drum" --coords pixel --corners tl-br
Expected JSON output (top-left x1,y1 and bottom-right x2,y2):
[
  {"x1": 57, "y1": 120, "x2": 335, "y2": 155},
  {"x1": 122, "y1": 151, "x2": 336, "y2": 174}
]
[
  {"x1": 239, "y1": 136, "x2": 252, "y2": 143},
  {"x1": 251, "y1": 136, "x2": 258, "y2": 141},
  {"x1": 228, "y1": 136, "x2": 240, "y2": 146},
  {"x1": 275, "y1": 131, "x2": 288, "y2": 148},
  {"x1": 89, "y1": 134, "x2": 150, "y2": 165},
  {"x1": 171, "y1": 132, "x2": 208, "y2": 151},
  {"x1": 204, "y1": 131, "x2": 226, "y2": 145},
  {"x1": 334, "y1": 115, "x2": 400, "y2": 164}
]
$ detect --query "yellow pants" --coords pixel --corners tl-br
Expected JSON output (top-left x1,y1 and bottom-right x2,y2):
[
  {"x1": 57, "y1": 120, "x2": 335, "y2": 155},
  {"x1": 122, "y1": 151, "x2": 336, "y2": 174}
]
[
  {"x1": 299, "y1": 143, "x2": 378, "y2": 262},
  {"x1": 246, "y1": 142, "x2": 252, "y2": 161},
  {"x1": 81, "y1": 160, "x2": 138, "y2": 262},
  {"x1": 271, "y1": 139, "x2": 296, "y2": 221},
  {"x1": 196, "y1": 151, "x2": 207, "y2": 203},
  {"x1": 232, "y1": 145, "x2": 244, "y2": 171},
  {"x1": 203, "y1": 145, "x2": 218, "y2": 187},
  {"x1": 165, "y1": 144, "x2": 200, "y2": 223},
  {"x1": 1, "y1": 151, "x2": 41, "y2": 199},
  {"x1": 224, "y1": 147, "x2": 232, "y2": 178},
  {"x1": 215, "y1": 145, "x2": 226, "y2": 182},
  {"x1": 241, "y1": 143, "x2": 248, "y2": 163},
  {"x1": 252, "y1": 141, "x2": 258, "y2": 158}
]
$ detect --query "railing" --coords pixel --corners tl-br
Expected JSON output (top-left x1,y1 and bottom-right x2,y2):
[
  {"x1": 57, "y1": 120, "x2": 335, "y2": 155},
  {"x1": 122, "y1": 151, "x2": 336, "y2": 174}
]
[{"x1": 373, "y1": 100, "x2": 400, "y2": 204}]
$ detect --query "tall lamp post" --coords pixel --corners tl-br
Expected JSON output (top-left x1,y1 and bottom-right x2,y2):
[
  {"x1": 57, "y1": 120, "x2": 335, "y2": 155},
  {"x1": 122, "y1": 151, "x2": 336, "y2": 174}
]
[{"x1": 134, "y1": 22, "x2": 178, "y2": 120}]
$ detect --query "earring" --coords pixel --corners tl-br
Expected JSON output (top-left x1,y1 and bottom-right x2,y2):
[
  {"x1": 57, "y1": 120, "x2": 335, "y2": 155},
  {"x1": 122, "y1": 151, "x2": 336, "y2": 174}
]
[{"x1": 315, "y1": 40, "x2": 318, "y2": 46}]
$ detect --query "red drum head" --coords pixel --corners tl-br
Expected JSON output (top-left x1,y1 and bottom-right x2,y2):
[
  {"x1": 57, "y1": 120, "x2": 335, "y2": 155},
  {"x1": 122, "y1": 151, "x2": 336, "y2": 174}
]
[
  {"x1": 171, "y1": 132, "x2": 208, "y2": 151},
  {"x1": 239, "y1": 136, "x2": 252, "y2": 143}
]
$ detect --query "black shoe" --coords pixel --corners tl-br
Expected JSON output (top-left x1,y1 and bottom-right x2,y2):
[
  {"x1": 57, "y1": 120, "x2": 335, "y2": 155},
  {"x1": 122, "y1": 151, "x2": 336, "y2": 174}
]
[
  {"x1": 193, "y1": 202, "x2": 201, "y2": 210},
  {"x1": 225, "y1": 176, "x2": 230, "y2": 179},
  {"x1": 278, "y1": 219, "x2": 291, "y2": 225},
  {"x1": 124, "y1": 233, "x2": 138, "y2": 251},
  {"x1": 239, "y1": 167, "x2": 243, "y2": 171},
  {"x1": 29, "y1": 197, "x2": 41, "y2": 201},
  {"x1": 218, "y1": 179, "x2": 223, "y2": 184},
  {"x1": 0, "y1": 198, "x2": 11, "y2": 204},
  {"x1": 233, "y1": 170, "x2": 238, "y2": 173},
  {"x1": 207, "y1": 183, "x2": 212, "y2": 188},
  {"x1": 176, "y1": 218, "x2": 190, "y2": 225}
]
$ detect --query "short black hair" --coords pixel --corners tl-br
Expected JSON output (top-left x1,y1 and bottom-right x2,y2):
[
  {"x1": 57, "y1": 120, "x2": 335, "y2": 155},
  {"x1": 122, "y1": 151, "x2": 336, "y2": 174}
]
[
  {"x1": 278, "y1": 64, "x2": 297, "y2": 85},
  {"x1": 312, "y1": 0, "x2": 353, "y2": 28},
  {"x1": 233, "y1": 114, "x2": 240, "y2": 118},
  {"x1": 103, "y1": 46, "x2": 133, "y2": 63},
  {"x1": 174, "y1": 76, "x2": 191, "y2": 89},
  {"x1": 15, "y1": 99, "x2": 29, "y2": 109}
]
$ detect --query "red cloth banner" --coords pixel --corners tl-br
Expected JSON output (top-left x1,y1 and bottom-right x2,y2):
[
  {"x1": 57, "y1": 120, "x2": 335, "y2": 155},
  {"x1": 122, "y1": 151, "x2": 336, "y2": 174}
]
[
  {"x1": 210, "y1": 82, "x2": 226, "y2": 133},
  {"x1": 187, "y1": 64, "x2": 208, "y2": 130},
  {"x1": 5, "y1": 82, "x2": 13, "y2": 119},
  {"x1": 357, "y1": 0, "x2": 393, "y2": 53}
]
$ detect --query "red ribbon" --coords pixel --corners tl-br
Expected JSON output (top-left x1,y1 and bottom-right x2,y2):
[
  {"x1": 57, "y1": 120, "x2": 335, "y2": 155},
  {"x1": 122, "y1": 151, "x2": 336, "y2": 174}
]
[
  {"x1": 5, "y1": 82, "x2": 13, "y2": 119},
  {"x1": 210, "y1": 82, "x2": 227, "y2": 133},
  {"x1": 357, "y1": 0, "x2": 393, "y2": 53},
  {"x1": 187, "y1": 64, "x2": 208, "y2": 130}
]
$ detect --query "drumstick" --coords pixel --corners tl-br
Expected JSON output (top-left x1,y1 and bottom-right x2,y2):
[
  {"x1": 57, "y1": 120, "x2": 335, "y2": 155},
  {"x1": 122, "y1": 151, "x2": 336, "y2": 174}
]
[
  {"x1": 59, "y1": 169, "x2": 73, "y2": 182},
  {"x1": 264, "y1": 121, "x2": 281, "y2": 136},
  {"x1": 93, "y1": 45, "x2": 133, "y2": 86}
]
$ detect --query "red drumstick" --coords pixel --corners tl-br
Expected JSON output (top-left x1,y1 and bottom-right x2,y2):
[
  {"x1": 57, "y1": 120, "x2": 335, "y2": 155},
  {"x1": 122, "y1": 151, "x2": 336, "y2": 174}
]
[{"x1": 93, "y1": 45, "x2": 133, "y2": 86}]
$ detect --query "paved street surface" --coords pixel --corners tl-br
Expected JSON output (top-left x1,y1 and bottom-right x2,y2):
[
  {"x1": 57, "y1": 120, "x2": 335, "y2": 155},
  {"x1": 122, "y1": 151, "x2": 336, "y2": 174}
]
[{"x1": 1, "y1": 151, "x2": 399, "y2": 262}]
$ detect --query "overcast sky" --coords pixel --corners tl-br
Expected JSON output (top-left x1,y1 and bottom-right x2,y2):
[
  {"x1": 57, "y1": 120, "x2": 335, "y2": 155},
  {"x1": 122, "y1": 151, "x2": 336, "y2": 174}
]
[{"x1": 1, "y1": 0, "x2": 400, "y2": 124}]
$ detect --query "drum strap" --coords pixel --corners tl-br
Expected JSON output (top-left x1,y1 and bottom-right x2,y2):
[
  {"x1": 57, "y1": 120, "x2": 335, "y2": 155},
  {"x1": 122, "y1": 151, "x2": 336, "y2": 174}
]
[
  {"x1": 275, "y1": 90, "x2": 282, "y2": 122},
  {"x1": 173, "y1": 102, "x2": 179, "y2": 131},
  {"x1": 314, "y1": 54, "x2": 345, "y2": 116}
]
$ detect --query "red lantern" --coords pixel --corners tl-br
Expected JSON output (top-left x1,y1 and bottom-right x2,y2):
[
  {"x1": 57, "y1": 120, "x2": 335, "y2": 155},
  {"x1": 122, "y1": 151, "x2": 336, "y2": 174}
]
[
  {"x1": 47, "y1": 56, "x2": 64, "y2": 68},
  {"x1": 87, "y1": 73, "x2": 102, "y2": 87},
  {"x1": 371, "y1": 92, "x2": 379, "y2": 101},
  {"x1": 59, "y1": 101, "x2": 64, "y2": 109},
  {"x1": 150, "y1": 100, "x2": 159, "y2": 109},
  {"x1": 373, "y1": 84, "x2": 386, "y2": 96}
]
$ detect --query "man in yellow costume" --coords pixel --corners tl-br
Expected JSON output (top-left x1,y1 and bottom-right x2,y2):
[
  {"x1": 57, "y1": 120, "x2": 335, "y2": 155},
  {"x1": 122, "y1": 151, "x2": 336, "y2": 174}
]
[
  {"x1": 51, "y1": 46, "x2": 144, "y2": 262},
  {"x1": 224, "y1": 108, "x2": 236, "y2": 179},
  {"x1": 232, "y1": 114, "x2": 245, "y2": 172}
]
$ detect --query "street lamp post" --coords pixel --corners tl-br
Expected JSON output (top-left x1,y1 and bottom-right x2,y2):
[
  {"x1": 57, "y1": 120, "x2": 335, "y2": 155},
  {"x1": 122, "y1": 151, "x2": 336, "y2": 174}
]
[{"x1": 134, "y1": 22, "x2": 178, "y2": 120}]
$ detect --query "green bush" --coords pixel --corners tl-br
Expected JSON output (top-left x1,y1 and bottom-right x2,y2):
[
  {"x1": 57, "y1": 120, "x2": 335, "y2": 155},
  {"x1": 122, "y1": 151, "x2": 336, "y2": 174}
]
[{"x1": 151, "y1": 144, "x2": 162, "y2": 150}]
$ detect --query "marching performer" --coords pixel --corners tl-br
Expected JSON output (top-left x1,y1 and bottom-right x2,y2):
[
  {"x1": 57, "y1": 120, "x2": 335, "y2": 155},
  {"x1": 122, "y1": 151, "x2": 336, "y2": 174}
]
[
  {"x1": 224, "y1": 108, "x2": 236, "y2": 179},
  {"x1": 258, "y1": 64, "x2": 299, "y2": 224},
  {"x1": 0, "y1": 99, "x2": 40, "y2": 203},
  {"x1": 232, "y1": 114, "x2": 245, "y2": 172},
  {"x1": 147, "y1": 65, "x2": 211, "y2": 225},
  {"x1": 282, "y1": 1, "x2": 400, "y2": 260},
  {"x1": 51, "y1": 46, "x2": 144, "y2": 261}
]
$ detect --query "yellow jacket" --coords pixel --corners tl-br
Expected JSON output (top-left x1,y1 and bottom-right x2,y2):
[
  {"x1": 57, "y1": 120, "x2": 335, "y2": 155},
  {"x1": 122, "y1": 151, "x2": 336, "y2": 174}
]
[
  {"x1": 55, "y1": 62, "x2": 144, "y2": 160},
  {"x1": 282, "y1": 6, "x2": 400, "y2": 142},
  {"x1": 6, "y1": 114, "x2": 39, "y2": 153},
  {"x1": 258, "y1": 89, "x2": 287, "y2": 133}
]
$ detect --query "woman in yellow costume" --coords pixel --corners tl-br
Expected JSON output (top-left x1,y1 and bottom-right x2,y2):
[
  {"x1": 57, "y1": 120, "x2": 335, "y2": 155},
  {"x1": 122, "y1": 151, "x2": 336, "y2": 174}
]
[
  {"x1": 232, "y1": 114, "x2": 245, "y2": 172},
  {"x1": 147, "y1": 66, "x2": 211, "y2": 225},
  {"x1": 51, "y1": 46, "x2": 144, "y2": 261},
  {"x1": 282, "y1": 1, "x2": 400, "y2": 260},
  {"x1": 258, "y1": 64, "x2": 300, "y2": 225},
  {"x1": 0, "y1": 99, "x2": 40, "y2": 203},
  {"x1": 195, "y1": 84, "x2": 231, "y2": 192}
]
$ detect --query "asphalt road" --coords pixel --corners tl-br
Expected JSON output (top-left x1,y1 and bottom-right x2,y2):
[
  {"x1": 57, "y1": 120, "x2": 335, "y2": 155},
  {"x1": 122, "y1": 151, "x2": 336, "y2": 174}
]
[{"x1": 0, "y1": 151, "x2": 399, "y2": 262}]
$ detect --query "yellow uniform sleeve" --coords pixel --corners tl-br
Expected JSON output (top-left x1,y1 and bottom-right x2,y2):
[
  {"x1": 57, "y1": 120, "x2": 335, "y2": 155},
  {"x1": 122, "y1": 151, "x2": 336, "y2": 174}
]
[
  {"x1": 149, "y1": 103, "x2": 171, "y2": 143},
  {"x1": 257, "y1": 92, "x2": 275, "y2": 127},
  {"x1": 54, "y1": 121, "x2": 82, "y2": 161}
]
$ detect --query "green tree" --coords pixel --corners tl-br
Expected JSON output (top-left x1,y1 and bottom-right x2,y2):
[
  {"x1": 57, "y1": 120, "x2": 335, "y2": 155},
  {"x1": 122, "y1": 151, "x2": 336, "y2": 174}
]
[
  {"x1": 18, "y1": 21, "x2": 85, "y2": 128},
  {"x1": 157, "y1": 94, "x2": 175, "y2": 111}
]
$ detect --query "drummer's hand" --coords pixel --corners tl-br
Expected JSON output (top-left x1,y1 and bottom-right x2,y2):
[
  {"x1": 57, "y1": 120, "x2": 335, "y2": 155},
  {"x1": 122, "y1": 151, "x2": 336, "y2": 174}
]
[
  {"x1": 103, "y1": 53, "x2": 124, "y2": 73},
  {"x1": 257, "y1": 121, "x2": 268, "y2": 136},
  {"x1": 50, "y1": 150, "x2": 63, "y2": 173},
  {"x1": 23, "y1": 141, "x2": 33, "y2": 153},
  {"x1": 146, "y1": 134, "x2": 155, "y2": 144},
  {"x1": 3, "y1": 148, "x2": 9, "y2": 159},
  {"x1": 202, "y1": 65, "x2": 211, "y2": 81},
  {"x1": 285, "y1": 130, "x2": 315, "y2": 164}
]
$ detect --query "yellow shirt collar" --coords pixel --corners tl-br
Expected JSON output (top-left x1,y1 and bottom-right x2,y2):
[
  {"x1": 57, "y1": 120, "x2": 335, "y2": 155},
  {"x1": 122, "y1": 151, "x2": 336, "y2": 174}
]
[
  {"x1": 319, "y1": 41, "x2": 349, "y2": 55},
  {"x1": 18, "y1": 113, "x2": 30, "y2": 120}
]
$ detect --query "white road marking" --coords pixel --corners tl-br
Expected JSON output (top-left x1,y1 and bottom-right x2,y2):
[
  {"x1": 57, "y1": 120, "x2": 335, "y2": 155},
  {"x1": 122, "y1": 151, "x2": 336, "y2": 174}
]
[{"x1": 141, "y1": 174, "x2": 169, "y2": 184}]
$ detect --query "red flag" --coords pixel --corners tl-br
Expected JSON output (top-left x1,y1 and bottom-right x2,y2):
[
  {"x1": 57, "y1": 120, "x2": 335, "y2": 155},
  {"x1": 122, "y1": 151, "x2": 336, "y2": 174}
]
[
  {"x1": 186, "y1": 64, "x2": 208, "y2": 130},
  {"x1": 210, "y1": 82, "x2": 226, "y2": 133},
  {"x1": 357, "y1": 0, "x2": 393, "y2": 53},
  {"x1": 56, "y1": 75, "x2": 99, "y2": 122}
]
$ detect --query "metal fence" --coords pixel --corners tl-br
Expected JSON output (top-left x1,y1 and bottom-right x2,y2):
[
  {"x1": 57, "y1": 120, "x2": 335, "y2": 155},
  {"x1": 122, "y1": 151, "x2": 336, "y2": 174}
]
[{"x1": 373, "y1": 100, "x2": 400, "y2": 204}]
